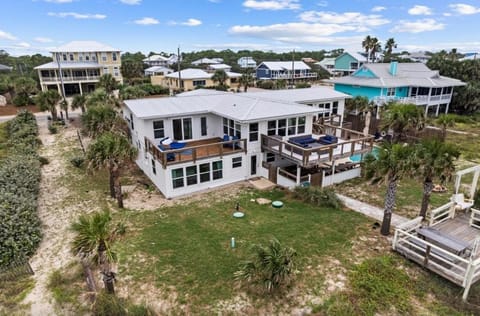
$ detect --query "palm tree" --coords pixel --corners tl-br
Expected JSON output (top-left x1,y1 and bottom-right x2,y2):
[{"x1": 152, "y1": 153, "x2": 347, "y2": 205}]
[
  {"x1": 362, "y1": 35, "x2": 373, "y2": 59},
  {"x1": 370, "y1": 37, "x2": 381, "y2": 62},
  {"x1": 85, "y1": 88, "x2": 120, "y2": 108},
  {"x1": 274, "y1": 79, "x2": 287, "y2": 90},
  {"x1": 81, "y1": 106, "x2": 121, "y2": 138},
  {"x1": 384, "y1": 38, "x2": 397, "y2": 62},
  {"x1": 234, "y1": 238, "x2": 296, "y2": 293},
  {"x1": 36, "y1": 89, "x2": 61, "y2": 121},
  {"x1": 86, "y1": 132, "x2": 138, "y2": 208},
  {"x1": 435, "y1": 113, "x2": 456, "y2": 141},
  {"x1": 381, "y1": 103, "x2": 425, "y2": 142},
  {"x1": 97, "y1": 74, "x2": 118, "y2": 95},
  {"x1": 13, "y1": 77, "x2": 37, "y2": 100},
  {"x1": 71, "y1": 94, "x2": 87, "y2": 114},
  {"x1": 71, "y1": 210, "x2": 125, "y2": 294},
  {"x1": 364, "y1": 142, "x2": 414, "y2": 235},
  {"x1": 211, "y1": 69, "x2": 228, "y2": 87},
  {"x1": 239, "y1": 73, "x2": 253, "y2": 92},
  {"x1": 345, "y1": 96, "x2": 374, "y2": 136},
  {"x1": 413, "y1": 140, "x2": 460, "y2": 218},
  {"x1": 60, "y1": 99, "x2": 69, "y2": 120}
]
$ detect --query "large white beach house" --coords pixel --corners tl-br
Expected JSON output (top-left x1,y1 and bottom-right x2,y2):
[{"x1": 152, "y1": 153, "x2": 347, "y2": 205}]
[{"x1": 123, "y1": 88, "x2": 373, "y2": 198}]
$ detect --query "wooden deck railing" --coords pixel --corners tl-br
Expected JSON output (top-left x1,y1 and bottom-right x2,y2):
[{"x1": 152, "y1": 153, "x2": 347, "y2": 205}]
[
  {"x1": 278, "y1": 168, "x2": 310, "y2": 183},
  {"x1": 261, "y1": 126, "x2": 374, "y2": 167},
  {"x1": 145, "y1": 137, "x2": 247, "y2": 168}
]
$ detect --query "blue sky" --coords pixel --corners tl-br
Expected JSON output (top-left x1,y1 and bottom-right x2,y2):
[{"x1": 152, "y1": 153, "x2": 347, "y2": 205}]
[{"x1": 1, "y1": 0, "x2": 480, "y2": 56}]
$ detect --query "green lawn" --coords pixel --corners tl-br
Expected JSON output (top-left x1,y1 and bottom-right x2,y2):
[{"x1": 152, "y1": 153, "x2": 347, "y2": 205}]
[{"x1": 115, "y1": 188, "x2": 369, "y2": 313}]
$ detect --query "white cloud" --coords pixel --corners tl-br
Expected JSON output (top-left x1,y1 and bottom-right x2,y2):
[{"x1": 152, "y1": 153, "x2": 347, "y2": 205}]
[
  {"x1": 133, "y1": 17, "x2": 159, "y2": 25},
  {"x1": 299, "y1": 11, "x2": 390, "y2": 27},
  {"x1": 47, "y1": 12, "x2": 106, "y2": 19},
  {"x1": 390, "y1": 19, "x2": 444, "y2": 33},
  {"x1": 371, "y1": 6, "x2": 386, "y2": 12},
  {"x1": 408, "y1": 5, "x2": 432, "y2": 15},
  {"x1": 449, "y1": 3, "x2": 480, "y2": 15},
  {"x1": 0, "y1": 30, "x2": 17, "y2": 41},
  {"x1": 44, "y1": 0, "x2": 74, "y2": 3},
  {"x1": 242, "y1": 0, "x2": 300, "y2": 11},
  {"x1": 17, "y1": 42, "x2": 31, "y2": 48},
  {"x1": 170, "y1": 18, "x2": 202, "y2": 26},
  {"x1": 229, "y1": 22, "x2": 366, "y2": 44},
  {"x1": 119, "y1": 0, "x2": 141, "y2": 4},
  {"x1": 317, "y1": 1, "x2": 328, "y2": 7},
  {"x1": 34, "y1": 37, "x2": 54, "y2": 43},
  {"x1": 182, "y1": 18, "x2": 202, "y2": 26}
]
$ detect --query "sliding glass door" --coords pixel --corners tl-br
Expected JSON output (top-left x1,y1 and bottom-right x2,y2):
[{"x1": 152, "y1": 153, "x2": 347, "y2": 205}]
[{"x1": 173, "y1": 118, "x2": 192, "y2": 140}]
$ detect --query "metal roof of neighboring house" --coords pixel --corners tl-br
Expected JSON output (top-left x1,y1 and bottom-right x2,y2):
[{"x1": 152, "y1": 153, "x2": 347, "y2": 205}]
[
  {"x1": 51, "y1": 41, "x2": 118, "y2": 52},
  {"x1": 191, "y1": 58, "x2": 221, "y2": 65},
  {"x1": 165, "y1": 68, "x2": 212, "y2": 79},
  {"x1": 225, "y1": 71, "x2": 242, "y2": 78},
  {"x1": 124, "y1": 90, "x2": 327, "y2": 121},
  {"x1": 143, "y1": 55, "x2": 169, "y2": 62},
  {"x1": 208, "y1": 63, "x2": 232, "y2": 70},
  {"x1": 258, "y1": 61, "x2": 311, "y2": 71},
  {"x1": 34, "y1": 61, "x2": 101, "y2": 70},
  {"x1": 340, "y1": 51, "x2": 368, "y2": 62},
  {"x1": 145, "y1": 66, "x2": 173, "y2": 73},
  {"x1": 316, "y1": 58, "x2": 335, "y2": 66},
  {"x1": 238, "y1": 56, "x2": 256, "y2": 63},
  {"x1": 326, "y1": 63, "x2": 465, "y2": 88},
  {"x1": 0, "y1": 64, "x2": 12, "y2": 71}
]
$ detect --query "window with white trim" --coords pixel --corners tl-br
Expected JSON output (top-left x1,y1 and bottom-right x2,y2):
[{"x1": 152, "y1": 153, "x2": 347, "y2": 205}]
[
  {"x1": 78, "y1": 53, "x2": 83, "y2": 61},
  {"x1": 173, "y1": 118, "x2": 192, "y2": 140},
  {"x1": 172, "y1": 168, "x2": 184, "y2": 188},
  {"x1": 112, "y1": 52, "x2": 117, "y2": 62},
  {"x1": 69, "y1": 54, "x2": 74, "y2": 61},
  {"x1": 186, "y1": 166, "x2": 197, "y2": 186},
  {"x1": 102, "y1": 52, "x2": 107, "y2": 62},
  {"x1": 288, "y1": 117, "x2": 297, "y2": 135},
  {"x1": 387, "y1": 87, "x2": 395, "y2": 96},
  {"x1": 297, "y1": 116, "x2": 306, "y2": 134},
  {"x1": 267, "y1": 117, "x2": 305, "y2": 136},
  {"x1": 232, "y1": 157, "x2": 242, "y2": 168},
  {"x1": 151, "y1": 159, "x2": 156, "y2": 175},
  {"x1": 332, "y1": 101, "x2": 339, "y2": 115},
  {"x1": 153, "y1": 120, "x2": 164, "y2": 139},
  {"x1": 201, "y1": 117, "x2": 207, "y2": 136},
  {"x1": 266, "y1": 153, "x2": 275, "y2": 163},
  {"x1": 199, "y1": 163, "x2": 210, "y2": 183},
  {"x1": 249, "y1": 123, "x2": 258, "y2": 142},
  {"x1": 223, "y1": 118, "x2": 241, "y2": 138},
  {"x1": 193, "y1": 80, "x2": 206, "y2": 87},
  {"x1": 212, "y1": 161, "x2": 223, "y2": 180},
  {"x1": 114, "y1": 67, "x2": 120, "y2": 77},
  {"x1": 103, "y1": 67, "x2": 109, "y2": 74}
]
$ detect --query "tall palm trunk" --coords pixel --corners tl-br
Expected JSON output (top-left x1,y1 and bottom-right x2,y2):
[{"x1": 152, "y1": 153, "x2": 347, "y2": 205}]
[
  {"x1": 381, "y1": 179, "x2": 397, "y2": 235},
  {"x1": 98, "y1": 241, "x2": 115, "y2": 294},
  {"x1": 51, "y1": 107, "x2": 58, "y2": 121},
  {"x1": 419, "y1": 179, "x2": 434, "y2": 219},
  {"x1": 108, "y1": 167, "x2": 115, "y2": 198},
  {"x1": 113, "y1": 168, "x2": 124, "y2": 209}
]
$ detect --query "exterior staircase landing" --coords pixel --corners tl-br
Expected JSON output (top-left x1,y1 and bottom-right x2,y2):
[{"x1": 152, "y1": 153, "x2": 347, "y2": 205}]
[{"x1": 249, "y1": 177, "x2": 276, "y2": 191}]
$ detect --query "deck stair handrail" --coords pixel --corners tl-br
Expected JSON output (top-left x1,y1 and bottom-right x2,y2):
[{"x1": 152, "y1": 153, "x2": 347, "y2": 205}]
[
  {"x1": 470, "y1": 208, "x2": 480, "y2": 229},
  {"x1": 429, "y1": 202, "x2": 455, "y2": 226}
]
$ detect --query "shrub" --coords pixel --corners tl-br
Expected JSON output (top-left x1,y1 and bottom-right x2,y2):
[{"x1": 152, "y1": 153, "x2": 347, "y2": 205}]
[
  {"x1": 70, "y1": 156, "x2": 85, "y2": 168},
  {"x1": 292, "y1": 186, "x2": 342, "y2": 208},
  {"x1": 256, "y1": 80, "x2": 274, "y2": 90},
  {"x1": 38, "y1": 156, "x2": 49, "y2": 165},
  {"x1": 0, "y1": 111, "x2": 42, "y2": 268},
  {"x1": 48, "y1": 124, "x2": 58, "y2": 134},
  {"x1": 120, "y1": 86, "x2": 147, "y2": 100},
  {"x1": 12, "y1": 95, "x2": 30, "y2": 107},
  {"x1": 295, "y1": 83, "x2": 311, "y2": 88},
  {"x1": 235, "y1": 238, "x2": 297, "y2": 293}
]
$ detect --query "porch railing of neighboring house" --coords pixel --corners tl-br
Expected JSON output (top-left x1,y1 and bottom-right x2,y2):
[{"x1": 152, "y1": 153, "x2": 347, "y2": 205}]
[
  {"x1": 41, "y1": 75, "x2": 101, "y2": 82},
  {"x1": 271, "y1": 73, "x2": 318, "y2": 80},
  {"x1": 145, "y1": 137, "x2": 247, "y2": 169}
]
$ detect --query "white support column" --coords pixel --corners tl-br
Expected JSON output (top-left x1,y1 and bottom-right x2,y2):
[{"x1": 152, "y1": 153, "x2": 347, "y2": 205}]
[
  {"x1": 470, "y1": 170, "x2": 480, "y2": 198},
  {"x1": 296, "y1": 165, "x2": 301, "y2": 185},
  {"x1": 79, "y1": 83, "x2": 83, "y2": 95},
  {"x1": 435, "y1": 104, "x2": 440, "y2": 116}
]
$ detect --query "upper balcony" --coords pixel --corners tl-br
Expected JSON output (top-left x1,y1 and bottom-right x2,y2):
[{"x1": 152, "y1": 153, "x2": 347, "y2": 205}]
[
  {"x1": 372, "y1": 94, "x2": 452, "y2": 106},
  {"x1": 41, "y1": 75, "x2": 101, "y2": 83},
  {"x1": 145, "y1": 136, "x2": 247, "y2": 168},
  {"x1": 261, "y1": 124, "x2": 374, "y2": 168},
  {"x1": 271, "y1": 72, "x2": 318, "y2": 80}
]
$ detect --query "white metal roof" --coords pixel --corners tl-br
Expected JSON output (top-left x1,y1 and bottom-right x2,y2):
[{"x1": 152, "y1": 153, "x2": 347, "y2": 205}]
[
  {"x1": 124, "y1": 91, "x2": 325, "y2": 122},
  {"x1": 327, "y1": 63, "x2": 466, "y2": 88},
  {"x1": 165, "y1": 68, "x2": 212, "y2": 79},
  {"x1": 226, "y1": 71, "x2": 242, "y2": 78},
  {"x1": 208, "y1": 63, "x2": 231, "y2": 70},
  {"x1": 34, "y1": 61, "x2": 101, "y2": 70},
  {"x1": 51, "y1": 41, "x2": 118, "y2": 53},
  {"x1": 243, "y1": 86, "x2": 351, "y2": 102},
  {"x1": 145, "y1": 66, "x2": 173, "y2": 74},
  {"x1": 258, "y1": 61, "x2": 311, "y2": 71},
  {"x1": 143, "y1": 55, "x2": 169, "y2": 62},
  {"x1": 191, "y1": 58, "x2": 221, "y2": 65}
]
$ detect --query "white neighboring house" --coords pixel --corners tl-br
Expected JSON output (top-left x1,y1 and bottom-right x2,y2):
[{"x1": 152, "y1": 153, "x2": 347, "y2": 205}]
[
  {"x1": 145, "y1": 66, "x2": 174, "y2": 76},
  {"x1": 123, "y1": 87, "x2": 372, "y2": 198},
  {"x1": 238, "y1": 57, "x2": 257, "y2": 68},
  {"x1": 143, "y1": 55, "x2": 169, "y2": 67},
  {"x1": 35, "y1": 40, "x2": 122, "y2": 95},
  {"x1": 207, "y1": 63, "x2": 232, "y2": 72},
  {"x1": 191, "y1": 58, "x2": 222, "y2": 66},
  {"x1": 316, "y1": 57, "x2": 335, "y2": 75}
]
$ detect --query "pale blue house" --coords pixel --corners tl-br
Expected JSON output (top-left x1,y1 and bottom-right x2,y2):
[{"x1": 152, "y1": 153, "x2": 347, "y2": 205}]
[
  {"x1": 326, "y1": 62, "x2": 465, "y2": 116},
  {"x1": 333, "y1": 51, "x2": 367, "y2": 75}
]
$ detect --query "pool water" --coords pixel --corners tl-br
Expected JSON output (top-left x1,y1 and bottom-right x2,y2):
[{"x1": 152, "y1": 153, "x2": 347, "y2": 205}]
[{"x1": 350, "y1": 147, "x2": 380, "y2": 162}]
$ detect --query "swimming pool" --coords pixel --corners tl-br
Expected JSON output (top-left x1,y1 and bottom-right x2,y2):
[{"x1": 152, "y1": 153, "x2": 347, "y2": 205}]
[{"x1": 350, "y1": 147, "x2": 380, "y2": 162}]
